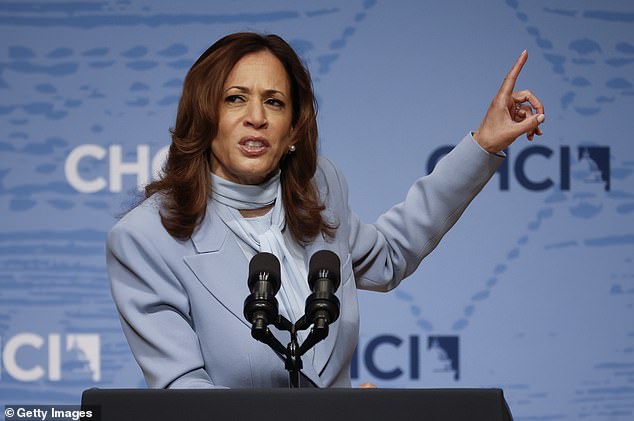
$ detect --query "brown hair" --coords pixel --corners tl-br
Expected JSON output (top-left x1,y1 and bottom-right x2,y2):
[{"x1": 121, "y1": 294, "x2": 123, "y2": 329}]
[{"x1": 145, "y1": 32, "x2": 335, "y2": 243}]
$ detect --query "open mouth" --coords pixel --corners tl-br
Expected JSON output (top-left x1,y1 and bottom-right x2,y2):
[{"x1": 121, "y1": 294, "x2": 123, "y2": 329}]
[{"x1": 239, "y1": 137, "x2": 270, "y2": 155}]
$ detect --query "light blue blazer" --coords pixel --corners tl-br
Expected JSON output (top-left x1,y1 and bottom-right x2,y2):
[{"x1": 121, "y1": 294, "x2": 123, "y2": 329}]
[{"x1": 106, "y1": 134, "x2": 503, "y2": 389}]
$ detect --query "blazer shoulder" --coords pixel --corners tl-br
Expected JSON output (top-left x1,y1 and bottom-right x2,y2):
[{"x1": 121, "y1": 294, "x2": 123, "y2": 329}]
[
  {"x1": 316, "y1": 155, "x2": 341, "y2": 181},
  {"x1": 316, "y1": 156, "x2": 348, "y2": 199},
  {"x1": 107, "y1": 194, "x2": 174, "y2": 250}
]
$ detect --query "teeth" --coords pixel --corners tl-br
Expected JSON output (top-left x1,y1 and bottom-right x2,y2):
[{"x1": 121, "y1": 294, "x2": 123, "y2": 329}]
[{"x1": 244, "y1": 140, "x2": 264, "y2": 148}]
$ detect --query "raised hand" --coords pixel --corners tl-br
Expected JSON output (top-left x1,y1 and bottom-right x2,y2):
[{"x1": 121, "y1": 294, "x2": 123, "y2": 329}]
[{"x1": 473, "y1": 50, "x2": 545, "y2": 154}]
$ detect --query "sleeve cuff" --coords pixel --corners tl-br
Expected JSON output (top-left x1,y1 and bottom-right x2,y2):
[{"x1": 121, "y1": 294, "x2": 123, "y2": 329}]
[{"x1": 469, "y1": 132, "x2": 506, "y2": 158}]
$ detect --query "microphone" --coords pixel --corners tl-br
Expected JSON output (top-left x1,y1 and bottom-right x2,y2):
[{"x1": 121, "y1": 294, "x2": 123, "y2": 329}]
[
  {"x1": 243, "y1": 252, "x2": 281, "y2": 331},
  {"x1": 305, "y1": 250, "x2": 341, "y2": 329}
]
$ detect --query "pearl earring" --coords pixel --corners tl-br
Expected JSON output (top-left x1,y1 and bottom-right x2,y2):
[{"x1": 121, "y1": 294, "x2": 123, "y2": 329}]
[{"x1": 288, "y1": 144, "x2": 296, "y2": 153}]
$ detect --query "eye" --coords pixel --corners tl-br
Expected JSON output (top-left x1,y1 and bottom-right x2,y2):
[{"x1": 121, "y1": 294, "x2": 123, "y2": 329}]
[
  {"x1": 225, "y1": 95, "x2": 245, "y2": 104},
  {"x1": 265, "y1": 98, "x2": 285, "y2": 108}
]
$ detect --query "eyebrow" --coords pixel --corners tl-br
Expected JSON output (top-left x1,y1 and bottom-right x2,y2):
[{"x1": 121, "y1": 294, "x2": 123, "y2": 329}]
[{"x1": 224, "y1": 85, "x2": 287, "y2": 98}]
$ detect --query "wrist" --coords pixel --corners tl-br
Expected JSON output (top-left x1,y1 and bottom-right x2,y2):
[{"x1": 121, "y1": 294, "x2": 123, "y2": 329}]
[{"x1": 470, "y1": 131, "x2": 505, "y2": 157}]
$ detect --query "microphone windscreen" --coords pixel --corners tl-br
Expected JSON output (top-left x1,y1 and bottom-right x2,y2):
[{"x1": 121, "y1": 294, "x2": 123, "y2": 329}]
[
  {"x1": 308, "y1": 250, "x2": 341, "y2": 289},
  {"x1": 248, "y1": 252, "x2": 281, "y2": 291}
]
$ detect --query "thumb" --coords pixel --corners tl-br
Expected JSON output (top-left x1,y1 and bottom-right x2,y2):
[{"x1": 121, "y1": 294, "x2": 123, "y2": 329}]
[{"x1": 514, "y1": 113, "x2": 545, "y2": 137}]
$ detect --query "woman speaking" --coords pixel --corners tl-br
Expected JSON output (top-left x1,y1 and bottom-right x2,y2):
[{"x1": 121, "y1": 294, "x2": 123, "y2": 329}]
[{"x1": 106, "y1": 32, "x2": 544, "y2": 389}]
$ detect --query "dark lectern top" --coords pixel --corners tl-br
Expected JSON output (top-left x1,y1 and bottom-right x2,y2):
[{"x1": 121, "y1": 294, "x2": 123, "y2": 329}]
[{"x1": 81, "y1": 388, "x2": 513, "y2": 421}]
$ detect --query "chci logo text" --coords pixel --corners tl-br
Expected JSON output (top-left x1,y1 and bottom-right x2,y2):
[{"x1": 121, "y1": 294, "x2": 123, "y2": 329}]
[
  {"x1": 351, "y1": 334, "x2": 459, "y2": 381},
  {"x1": 1, "y1": 333, "x2": 100, "y2": 382},
  {"x1": 428, "y1": 145, "x2": 610, "y2": 191}
]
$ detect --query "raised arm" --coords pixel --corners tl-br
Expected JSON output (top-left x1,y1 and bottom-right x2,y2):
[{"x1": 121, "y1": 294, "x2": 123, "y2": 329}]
[{"x1": 340, "y1": 51, "x2": 544, "y2": 291}]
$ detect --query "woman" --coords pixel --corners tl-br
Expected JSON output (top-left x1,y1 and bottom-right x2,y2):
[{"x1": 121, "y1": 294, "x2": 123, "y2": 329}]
[{"x1": 106, "y1": 32, "x2": 544, "y2": 389}]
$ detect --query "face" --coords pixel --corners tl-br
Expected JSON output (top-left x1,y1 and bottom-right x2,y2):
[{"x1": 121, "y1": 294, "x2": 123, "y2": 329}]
[{"x1": 210, "y1": 50, "x2": 294, "y2": 185}]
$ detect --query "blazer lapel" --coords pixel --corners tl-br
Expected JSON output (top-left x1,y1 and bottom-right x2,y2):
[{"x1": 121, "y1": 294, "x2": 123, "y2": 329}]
[
  {"x1": 183, "y1": 207, "x2": 324, "y2": 387},
  {"x1": 184, "y1": 208, "x2": 251, "y2": 328}
]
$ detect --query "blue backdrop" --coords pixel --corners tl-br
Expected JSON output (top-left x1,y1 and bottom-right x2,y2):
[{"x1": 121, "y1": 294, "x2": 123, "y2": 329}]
[{"x1": 1, "y1": 1, "x2": 633, "y2": 420}]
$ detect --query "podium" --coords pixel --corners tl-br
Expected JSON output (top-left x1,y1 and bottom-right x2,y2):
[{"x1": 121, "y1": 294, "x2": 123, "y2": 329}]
[{"x1": 81, "y1": 388, "x2": 513, "y2": 421}]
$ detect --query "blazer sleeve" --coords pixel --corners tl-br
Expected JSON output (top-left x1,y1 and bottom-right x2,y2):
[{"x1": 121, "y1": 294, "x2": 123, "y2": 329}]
[
  {"x1": 336, "y1": 133, "x2": 505, "y2": 292},
  {"x1": 106, "y1": 215, "x2": 221, "y2": 389}
]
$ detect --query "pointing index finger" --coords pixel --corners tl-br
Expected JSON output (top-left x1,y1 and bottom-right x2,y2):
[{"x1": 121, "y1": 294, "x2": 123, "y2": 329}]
[{"x1": 499, "y1": 50, "x2": 528, "y2": 97}]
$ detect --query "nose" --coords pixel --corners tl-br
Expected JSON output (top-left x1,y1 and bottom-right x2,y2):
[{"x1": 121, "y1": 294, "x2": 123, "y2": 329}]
[{"x1": 244, "y1": 101, "x2": 267, "y2": 129}]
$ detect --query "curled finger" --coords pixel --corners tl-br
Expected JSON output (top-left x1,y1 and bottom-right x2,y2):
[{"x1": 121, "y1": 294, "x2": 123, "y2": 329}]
[
  {"x1": 513, "y1": 104, "x2": 533, "y2": 122},
  {"x1": 513, "y1": 89, "x2": 544, "y2": 116},
  {"x1": 527, "y1": 119, "x2": 544, "y2": 140}
]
